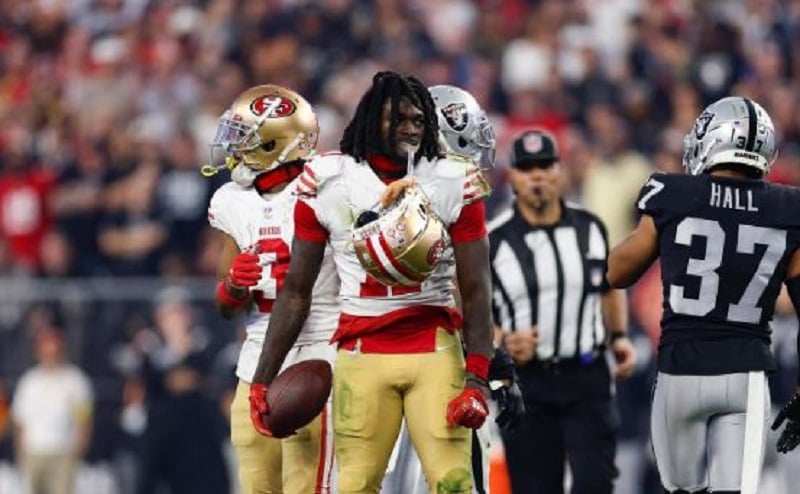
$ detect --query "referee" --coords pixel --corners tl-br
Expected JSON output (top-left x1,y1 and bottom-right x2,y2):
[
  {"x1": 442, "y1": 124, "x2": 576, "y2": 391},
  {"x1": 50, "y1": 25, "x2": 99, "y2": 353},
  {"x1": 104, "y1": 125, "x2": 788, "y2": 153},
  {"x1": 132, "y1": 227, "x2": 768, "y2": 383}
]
[{"x1": 489, "y1": 130, "x2": 637, "y2": 494}]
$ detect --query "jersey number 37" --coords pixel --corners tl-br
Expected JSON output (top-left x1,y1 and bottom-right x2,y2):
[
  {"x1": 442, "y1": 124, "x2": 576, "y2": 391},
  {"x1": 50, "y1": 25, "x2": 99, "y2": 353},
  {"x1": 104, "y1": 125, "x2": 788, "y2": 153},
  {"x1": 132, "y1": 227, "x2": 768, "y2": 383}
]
[{"x1": 670, "y1": 218, "x2": 785, "y2": 323}]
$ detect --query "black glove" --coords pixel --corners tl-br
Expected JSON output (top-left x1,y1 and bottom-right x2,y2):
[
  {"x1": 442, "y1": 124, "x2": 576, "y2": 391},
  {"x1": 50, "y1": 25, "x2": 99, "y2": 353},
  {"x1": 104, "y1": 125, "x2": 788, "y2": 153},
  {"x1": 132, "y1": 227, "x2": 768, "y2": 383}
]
[
  {"x1": 772, "y1": 393, "x2": 800, "y2": 454},
  {"x1": 489, "y1": 347, "x2": 526, "y2": 432}
]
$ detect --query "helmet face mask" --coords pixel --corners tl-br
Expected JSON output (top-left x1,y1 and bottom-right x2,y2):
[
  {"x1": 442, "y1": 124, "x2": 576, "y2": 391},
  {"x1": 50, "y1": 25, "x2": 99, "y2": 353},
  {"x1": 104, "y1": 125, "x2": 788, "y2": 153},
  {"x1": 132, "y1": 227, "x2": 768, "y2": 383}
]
[
  {"x1": 429, "y1": 85, "x2": 496, "y2": 169},
  {"x1": 682, "y1": 96, "x2": 777, "y2": 177},
  {"x1": 208, "y1": 85, "x2": 319, "y2": 176}
]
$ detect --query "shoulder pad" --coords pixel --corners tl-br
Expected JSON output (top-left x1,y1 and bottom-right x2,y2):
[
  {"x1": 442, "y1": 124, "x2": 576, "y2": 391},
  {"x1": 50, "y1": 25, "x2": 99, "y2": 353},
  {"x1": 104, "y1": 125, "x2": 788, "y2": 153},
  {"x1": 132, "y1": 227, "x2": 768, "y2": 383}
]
[
  {"x1": 208, "y1": 181, "x2": 246, "y2": 233},
  {"x1": 294, "y1": 154, "x2": 345, "y2": 198},
  {"x1": 209, "y1": 181, "x2": 245, "y2": 208},
  {"x1": 431, "y1": 155, "x2": 491, "y2": 205},
  {"x1": 435, "y1": 153, "x2": 472, "y2": 179},
  {"x1": 463, "y1": 162, "x2": 491, "y2": 205},
  {"x1": 636, "y1": 172, "x2": 698, "y2": 217}
]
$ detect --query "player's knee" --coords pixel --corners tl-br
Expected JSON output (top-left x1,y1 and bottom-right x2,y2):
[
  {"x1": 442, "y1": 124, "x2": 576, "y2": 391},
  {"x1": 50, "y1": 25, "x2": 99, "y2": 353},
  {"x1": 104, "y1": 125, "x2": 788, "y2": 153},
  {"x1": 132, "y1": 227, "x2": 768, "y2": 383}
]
[
  {"x1": 430, "y1": 467, "x2": 473, "y2": 494},
  {"x1": 336, "y1": 466, "x2": 382, "y2": 494}
]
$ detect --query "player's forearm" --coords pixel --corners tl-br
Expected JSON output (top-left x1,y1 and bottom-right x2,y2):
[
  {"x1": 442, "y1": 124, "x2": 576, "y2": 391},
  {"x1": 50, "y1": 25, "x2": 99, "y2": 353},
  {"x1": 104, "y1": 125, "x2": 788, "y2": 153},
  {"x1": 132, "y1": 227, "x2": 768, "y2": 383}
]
[
  {"x1": 252, "y1": 286, "x2": 311, "y2": 384},
  {"x1": 607, "y1": 243, "x2": 650, "y2": 288},
  {"x1": 601, "y1": 288, "x2": 628, "y2": 336},
  {"x1": 455, "y1": 238, "x2": 494, "y2": 360},
  {"x1": 461, "y1": 288, "x2": 494, "y2": 359},
  {"x1": 216, "y1": 279, "x2": 250, "y2": 319},
  {"x1": 607, "y1": 215, "x2": 659, "y2": 288}
]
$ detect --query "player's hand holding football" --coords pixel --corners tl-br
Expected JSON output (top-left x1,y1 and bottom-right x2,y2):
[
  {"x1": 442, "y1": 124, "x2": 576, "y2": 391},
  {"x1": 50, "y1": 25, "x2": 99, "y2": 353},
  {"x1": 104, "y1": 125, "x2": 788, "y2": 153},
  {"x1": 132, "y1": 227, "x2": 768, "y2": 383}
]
[
  {"x1": 248, "y1": 383, "x2": 274, "y2": 437},
  {"x1": 772, "y1": 391, "x2": 800, "y2": 453}
]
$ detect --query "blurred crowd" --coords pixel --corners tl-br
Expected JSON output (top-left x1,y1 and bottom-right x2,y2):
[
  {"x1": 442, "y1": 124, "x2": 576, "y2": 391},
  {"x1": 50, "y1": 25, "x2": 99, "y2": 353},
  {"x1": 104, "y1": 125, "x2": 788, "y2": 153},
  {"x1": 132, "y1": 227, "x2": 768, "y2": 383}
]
[{"x1": 1, "y1": 0, "x2": 800, "y2": 493}]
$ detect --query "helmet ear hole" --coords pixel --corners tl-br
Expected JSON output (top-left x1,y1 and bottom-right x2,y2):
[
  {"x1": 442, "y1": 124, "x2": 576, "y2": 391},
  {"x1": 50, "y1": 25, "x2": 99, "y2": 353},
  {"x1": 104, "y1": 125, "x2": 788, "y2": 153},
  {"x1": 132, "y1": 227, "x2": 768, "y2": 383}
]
[
  {"x1": 457, "y1": 137, "x2": 468, "y2": 149},
  {"x1": 261, "y1": 140, "x2": 276, "y2": 152}
]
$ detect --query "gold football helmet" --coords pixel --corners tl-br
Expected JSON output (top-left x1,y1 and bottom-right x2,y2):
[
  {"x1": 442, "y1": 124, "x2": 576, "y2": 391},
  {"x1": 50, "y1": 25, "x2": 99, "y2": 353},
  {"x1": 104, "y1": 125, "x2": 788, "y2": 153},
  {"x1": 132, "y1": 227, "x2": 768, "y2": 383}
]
[
  {"x1": 204, "y1": 84, "x2": 318, "y2": 175},
  {"x1": 352, "y1": 186, "x2": 450, "y2": 288}
]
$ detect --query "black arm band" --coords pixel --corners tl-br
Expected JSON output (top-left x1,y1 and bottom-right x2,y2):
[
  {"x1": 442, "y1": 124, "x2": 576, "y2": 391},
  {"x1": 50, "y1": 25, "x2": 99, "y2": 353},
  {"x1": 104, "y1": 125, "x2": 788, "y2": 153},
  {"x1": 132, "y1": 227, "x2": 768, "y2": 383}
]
[
  {"x1": 786, "y1": 276, "x2": 800, "y2": 385},
  {"x1": 608, "y1": 332, "x2": 628, "y2": 344}
]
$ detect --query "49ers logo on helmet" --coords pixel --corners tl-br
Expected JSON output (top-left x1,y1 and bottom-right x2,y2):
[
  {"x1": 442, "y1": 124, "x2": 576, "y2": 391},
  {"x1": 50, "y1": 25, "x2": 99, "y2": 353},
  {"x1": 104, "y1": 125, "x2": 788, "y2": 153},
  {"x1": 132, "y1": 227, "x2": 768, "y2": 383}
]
[
  {"x1": 250, "y1": 95, "x2": 296, "y2": 118},
  {"x1": 427, "y1": 238, "x2": 445, "y2": 266}
]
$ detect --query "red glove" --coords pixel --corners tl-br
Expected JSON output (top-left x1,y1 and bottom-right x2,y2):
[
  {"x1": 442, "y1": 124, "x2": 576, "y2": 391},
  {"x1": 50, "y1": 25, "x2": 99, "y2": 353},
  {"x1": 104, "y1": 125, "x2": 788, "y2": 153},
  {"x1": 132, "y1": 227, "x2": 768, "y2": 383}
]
[
  {"x1": 446, "y1": 387, "x2": 489, "y2": 429},
  {"x1": 249, "y1": 383, "x2": 273, "y2": 437},
  {"x1": 229, "y1": 252, "x2": 262, "y2": 288}
]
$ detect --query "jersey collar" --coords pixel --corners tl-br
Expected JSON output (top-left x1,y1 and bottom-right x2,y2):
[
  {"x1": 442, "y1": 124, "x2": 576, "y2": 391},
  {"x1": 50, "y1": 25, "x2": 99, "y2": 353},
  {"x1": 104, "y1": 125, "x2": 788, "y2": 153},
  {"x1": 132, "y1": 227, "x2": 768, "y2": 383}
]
[
  {"x1": 367, "y1": 154, "x2": 407, "y2": 183},
  {"x1": 253, "y1": 160, "x2": 305, "y2": 194}
]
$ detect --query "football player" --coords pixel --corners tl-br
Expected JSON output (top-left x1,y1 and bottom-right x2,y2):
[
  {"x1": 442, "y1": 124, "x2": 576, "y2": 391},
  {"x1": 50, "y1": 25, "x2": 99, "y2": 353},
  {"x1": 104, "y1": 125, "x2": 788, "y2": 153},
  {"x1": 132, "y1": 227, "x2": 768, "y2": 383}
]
[
  {"x1": 249, "y1": 71, "x2": 495, "y2": 494},
  {"x1": 607, "y1": 96, "x2": 800, "y2": 493},
  {"x1": 380, "y1": 84, "x2": 525, "y2": 494},
  {"x1": 205, "y1": 85, "x2": 339, "y2": 494}
]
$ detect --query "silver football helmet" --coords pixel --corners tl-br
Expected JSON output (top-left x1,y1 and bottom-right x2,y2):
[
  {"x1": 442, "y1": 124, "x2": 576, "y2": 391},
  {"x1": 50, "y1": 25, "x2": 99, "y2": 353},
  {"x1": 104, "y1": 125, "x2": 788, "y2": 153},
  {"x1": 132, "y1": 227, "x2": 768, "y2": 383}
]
[
  {"x1": 683, "y1": 96, "x2": 777, "y2": 176},
  {"x1": 429, "y1": 85, "x2": 496, "y2": 169}
]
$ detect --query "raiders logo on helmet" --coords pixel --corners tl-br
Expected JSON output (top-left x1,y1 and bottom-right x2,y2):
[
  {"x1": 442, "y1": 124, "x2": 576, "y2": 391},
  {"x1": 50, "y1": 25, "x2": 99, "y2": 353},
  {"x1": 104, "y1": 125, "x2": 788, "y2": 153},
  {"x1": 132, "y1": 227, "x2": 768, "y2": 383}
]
[
  {"x1": 441, "y1": 102, "x2": 469, "y2": 132},
  {"x1": 694, "y1": 111, "x2": 714, "y2": 139}
]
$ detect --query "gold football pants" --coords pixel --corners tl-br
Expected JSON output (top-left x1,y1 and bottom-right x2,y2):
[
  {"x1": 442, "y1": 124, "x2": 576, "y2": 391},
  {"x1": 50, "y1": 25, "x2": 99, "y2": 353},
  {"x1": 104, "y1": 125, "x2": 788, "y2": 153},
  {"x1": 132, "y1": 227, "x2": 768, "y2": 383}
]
[
  {"x1": 333, "y1": 328, "x2": 473, "y2": 494},
  {"x1": 230, "y1": 342, "x2": 336, "y2": 494}
]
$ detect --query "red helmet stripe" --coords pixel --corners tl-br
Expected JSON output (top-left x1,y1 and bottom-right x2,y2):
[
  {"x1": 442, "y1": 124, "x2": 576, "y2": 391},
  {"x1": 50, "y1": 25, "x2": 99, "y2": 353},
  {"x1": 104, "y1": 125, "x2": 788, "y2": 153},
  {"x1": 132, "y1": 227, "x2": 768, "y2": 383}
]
[
  {"x1": 377, "y1": 233, "x2": 426, "y2": 283},
  {"x1": 365, "y1": 236, "x2": 396, "y2": 283}
]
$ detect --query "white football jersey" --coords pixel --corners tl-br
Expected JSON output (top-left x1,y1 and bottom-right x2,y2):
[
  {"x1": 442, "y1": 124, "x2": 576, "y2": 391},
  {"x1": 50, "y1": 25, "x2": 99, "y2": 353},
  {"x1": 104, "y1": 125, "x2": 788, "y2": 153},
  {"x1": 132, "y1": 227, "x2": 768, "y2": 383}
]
[
  {"x1": 295, "y1": 152, "x2": 488, "y2": 317},
  {"x1": 208, "y1": 179, "x2": 340, "y2": 382}
]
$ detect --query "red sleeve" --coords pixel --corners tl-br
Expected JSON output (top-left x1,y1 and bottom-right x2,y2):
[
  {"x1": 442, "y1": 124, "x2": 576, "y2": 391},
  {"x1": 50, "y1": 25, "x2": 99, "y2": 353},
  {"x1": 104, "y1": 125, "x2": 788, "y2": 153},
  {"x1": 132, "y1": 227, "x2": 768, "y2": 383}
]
[
  {"x1": 448, "y1": 200, "x2": 487, "y2": 244},
  {"x1": 294, "y1": 200, "x2": 329, "y2": 243}
]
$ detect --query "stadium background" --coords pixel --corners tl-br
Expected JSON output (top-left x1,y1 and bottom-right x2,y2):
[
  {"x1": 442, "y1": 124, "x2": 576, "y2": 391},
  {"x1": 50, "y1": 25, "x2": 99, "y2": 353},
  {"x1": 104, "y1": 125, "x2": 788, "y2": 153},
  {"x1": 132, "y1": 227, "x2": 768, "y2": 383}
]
[{"x1": 0, "y1": 0, "x2": 799, "y2": 493}]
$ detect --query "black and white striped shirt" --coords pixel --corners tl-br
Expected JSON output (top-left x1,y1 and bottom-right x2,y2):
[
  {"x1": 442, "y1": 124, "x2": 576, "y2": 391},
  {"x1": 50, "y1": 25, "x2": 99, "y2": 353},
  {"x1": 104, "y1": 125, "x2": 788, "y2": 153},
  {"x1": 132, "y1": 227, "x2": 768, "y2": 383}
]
[{"x1": 489, "y1": 202, "x2": 611, "y2": 362}]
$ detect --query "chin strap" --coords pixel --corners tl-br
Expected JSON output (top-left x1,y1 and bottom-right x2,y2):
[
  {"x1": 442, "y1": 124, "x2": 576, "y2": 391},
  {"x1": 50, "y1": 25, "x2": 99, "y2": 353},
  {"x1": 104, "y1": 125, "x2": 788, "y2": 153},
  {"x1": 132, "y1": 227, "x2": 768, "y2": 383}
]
[{"x1": 253, "y1": 160, "x2": 306, "y2": 194}]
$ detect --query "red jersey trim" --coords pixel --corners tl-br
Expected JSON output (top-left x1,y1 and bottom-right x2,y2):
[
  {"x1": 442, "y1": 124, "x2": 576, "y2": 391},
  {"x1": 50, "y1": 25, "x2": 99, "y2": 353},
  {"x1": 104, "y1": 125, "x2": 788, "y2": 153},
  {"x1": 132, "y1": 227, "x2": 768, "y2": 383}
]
[
  {"x1": 294, "y1": 200, "x2": 329, "y2": 243},
  {"x1": 449, "y1": 200, "x2": 487, "y2": 244},
  {"x1": 333, "y1": 305, "x2": 464, "y2": 353}
]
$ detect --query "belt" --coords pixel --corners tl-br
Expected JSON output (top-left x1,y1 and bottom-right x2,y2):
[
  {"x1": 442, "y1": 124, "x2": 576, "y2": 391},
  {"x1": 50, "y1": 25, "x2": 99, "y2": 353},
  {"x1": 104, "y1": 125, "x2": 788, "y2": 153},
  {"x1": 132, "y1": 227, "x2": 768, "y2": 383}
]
[{"x1": 526, "y1": 349, "x2": 605, "y2": 373}]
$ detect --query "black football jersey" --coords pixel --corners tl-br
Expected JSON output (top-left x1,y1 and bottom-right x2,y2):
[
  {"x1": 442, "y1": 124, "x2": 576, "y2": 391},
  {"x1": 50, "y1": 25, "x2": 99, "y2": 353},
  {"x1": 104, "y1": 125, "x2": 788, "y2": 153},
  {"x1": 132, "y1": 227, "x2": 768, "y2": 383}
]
[{"x1": 637, "y1": 172, "x2": 800, "y2": 374}]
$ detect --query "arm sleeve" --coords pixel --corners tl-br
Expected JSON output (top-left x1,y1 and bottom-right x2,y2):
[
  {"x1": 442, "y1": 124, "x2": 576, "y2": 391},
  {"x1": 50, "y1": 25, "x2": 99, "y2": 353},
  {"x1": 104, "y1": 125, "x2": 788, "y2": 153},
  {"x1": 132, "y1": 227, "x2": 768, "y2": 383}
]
[
  {"x1": 294, "y1": 200, "x2": 329, "y2": 244},
  {"x1": 449, "y1": 200, "x2": 487, "y2": 244}
]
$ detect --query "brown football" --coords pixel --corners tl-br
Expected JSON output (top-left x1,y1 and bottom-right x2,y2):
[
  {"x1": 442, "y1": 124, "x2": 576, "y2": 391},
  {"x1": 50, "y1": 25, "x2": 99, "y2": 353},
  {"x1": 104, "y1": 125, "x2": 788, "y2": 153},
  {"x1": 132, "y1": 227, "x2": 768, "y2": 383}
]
[{"x1": 266, "y1": 359, "x2": 332, "y2": 438}]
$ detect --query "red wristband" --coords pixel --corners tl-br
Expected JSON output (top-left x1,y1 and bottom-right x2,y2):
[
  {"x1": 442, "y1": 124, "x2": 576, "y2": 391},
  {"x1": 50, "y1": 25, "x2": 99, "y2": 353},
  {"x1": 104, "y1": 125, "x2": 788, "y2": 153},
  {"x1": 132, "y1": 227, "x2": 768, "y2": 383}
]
[
  {"x1": 465, "y1": 353, "x2": 490, "y2": 381},
  {"x1": 216, "y1": 280, "x2": 248, "y2": 310}
]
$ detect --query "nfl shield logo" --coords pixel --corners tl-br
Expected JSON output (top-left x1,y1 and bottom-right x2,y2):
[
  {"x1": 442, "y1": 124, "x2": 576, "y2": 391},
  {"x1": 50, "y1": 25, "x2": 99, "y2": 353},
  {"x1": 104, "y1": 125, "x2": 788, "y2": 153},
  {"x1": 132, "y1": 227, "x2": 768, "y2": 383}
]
[{"x1": 523, "y1": 134, "x2": 543, "y2": 153}]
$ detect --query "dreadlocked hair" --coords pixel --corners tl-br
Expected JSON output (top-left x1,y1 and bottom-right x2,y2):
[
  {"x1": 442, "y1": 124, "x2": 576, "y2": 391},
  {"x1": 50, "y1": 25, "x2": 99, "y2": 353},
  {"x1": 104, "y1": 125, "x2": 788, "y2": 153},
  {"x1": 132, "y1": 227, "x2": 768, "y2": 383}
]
[{"x1": 340, "y1": 71, "x2": 441, "y2": 163}]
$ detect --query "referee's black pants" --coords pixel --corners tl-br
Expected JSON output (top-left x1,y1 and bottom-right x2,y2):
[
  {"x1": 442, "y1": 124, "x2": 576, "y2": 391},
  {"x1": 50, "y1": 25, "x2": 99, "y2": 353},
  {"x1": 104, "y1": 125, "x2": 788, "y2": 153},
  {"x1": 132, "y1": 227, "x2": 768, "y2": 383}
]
[{"x1": 501, "y1": 358, "x2": 619, "y2": 494}]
